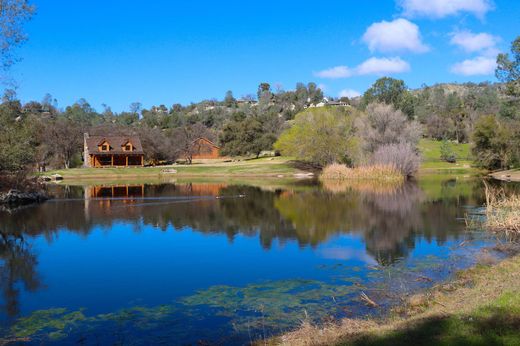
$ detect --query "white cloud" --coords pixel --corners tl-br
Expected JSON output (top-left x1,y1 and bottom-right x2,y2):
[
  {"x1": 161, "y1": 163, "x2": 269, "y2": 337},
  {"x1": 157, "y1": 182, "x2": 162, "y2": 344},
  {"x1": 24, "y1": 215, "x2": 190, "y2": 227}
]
[
  {"x1": 450, "y1": 30, "x2": 500, "y2": 56},
  {"x1": 315, "y1": 57, "x2": 410, "y2": 79},
  {"x1": 362, "y1": 18, "x2": 429, "y2": 53},
  {"x1": 356, "y1": 57, "x2": 411, "y2": 75},
  {"x1": 339, "y1": 89, "x2": 362, "y2": 99},
  {"x1": 314, "y1": 66, "x2": 353, "y2": 79},
  {"x1": 451, "y1": 56, "x2": 496, "y2": 75},
  {"x1": 399, "y1": 0, "x2": 494, "y2": 19}
]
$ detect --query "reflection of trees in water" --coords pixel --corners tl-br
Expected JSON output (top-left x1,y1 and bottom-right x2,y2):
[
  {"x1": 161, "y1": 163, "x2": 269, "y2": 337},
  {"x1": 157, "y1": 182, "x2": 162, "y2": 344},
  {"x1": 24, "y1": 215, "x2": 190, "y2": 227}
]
[
  {"x1": 0, "y1": 231, "x2": 42, "y2": 320},
  {"x1": 276, "y1": 180, "x2": 484, "y2": 265},
  {"x1": 0, "y1": 180, "x2": 485, "y2": 271}
]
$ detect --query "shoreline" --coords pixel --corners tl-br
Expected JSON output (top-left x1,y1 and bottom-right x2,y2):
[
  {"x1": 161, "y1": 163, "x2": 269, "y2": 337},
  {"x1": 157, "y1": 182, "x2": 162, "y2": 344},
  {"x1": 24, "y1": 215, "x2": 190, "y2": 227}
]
[
  {"x1": 270, "y1": 249, "x2": 520, "y2": 346},
  {"x1": 490, "y1": 169, "x2": 520, "y2": 182}
]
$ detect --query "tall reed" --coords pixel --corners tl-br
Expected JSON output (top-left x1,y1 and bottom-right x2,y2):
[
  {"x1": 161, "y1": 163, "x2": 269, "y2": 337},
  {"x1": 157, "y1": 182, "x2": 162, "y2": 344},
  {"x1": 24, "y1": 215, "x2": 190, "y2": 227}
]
[
  {"x1": 320, "y1": 163, "x2": 404, "y2": 183},
  {"x1": 481, "y1": 181, "x2": 520, "y2": 237}
]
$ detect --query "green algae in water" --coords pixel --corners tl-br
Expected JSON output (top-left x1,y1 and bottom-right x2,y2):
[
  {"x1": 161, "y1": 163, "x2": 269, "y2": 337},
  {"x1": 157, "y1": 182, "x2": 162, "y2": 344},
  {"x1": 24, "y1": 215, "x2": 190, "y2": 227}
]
[
  {"x1": 180, "y1": 278, "x2": 361, "y2": 331},
  {"x1": 11, "y1": 308, "x2": 86, "y2": 339}
]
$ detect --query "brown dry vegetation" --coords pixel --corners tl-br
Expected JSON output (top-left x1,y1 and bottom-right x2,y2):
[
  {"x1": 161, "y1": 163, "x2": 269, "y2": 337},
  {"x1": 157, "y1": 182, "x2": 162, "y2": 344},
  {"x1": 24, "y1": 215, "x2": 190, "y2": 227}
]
[
  {"x1": 320, "y1": 163, "x2": 404, "y2": 183},
  {"x1": 482, "y1": 181, "x2": 520, "y2": 237}
]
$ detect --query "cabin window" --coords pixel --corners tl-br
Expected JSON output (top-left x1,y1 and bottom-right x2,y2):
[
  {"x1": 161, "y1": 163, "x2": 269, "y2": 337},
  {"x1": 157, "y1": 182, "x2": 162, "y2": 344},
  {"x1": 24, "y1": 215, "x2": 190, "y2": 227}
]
[
  {"x1": 125, "y1": 144, "x2": 132, "y2": 151},
  {"x1": 101, "y1": 144, "x2": 109, "y2": 151}
]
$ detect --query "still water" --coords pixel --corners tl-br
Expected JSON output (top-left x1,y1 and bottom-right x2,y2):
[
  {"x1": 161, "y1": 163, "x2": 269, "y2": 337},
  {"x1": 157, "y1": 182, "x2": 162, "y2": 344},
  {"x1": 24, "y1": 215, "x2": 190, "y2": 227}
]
[{"x1": 0, "y1": 177, "x2": 510, "y2": 344}]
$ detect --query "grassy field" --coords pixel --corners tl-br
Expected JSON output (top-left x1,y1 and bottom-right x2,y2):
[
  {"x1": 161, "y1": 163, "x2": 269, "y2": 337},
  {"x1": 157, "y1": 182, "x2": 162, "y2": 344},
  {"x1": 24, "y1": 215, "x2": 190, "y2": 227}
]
[
  {"x1": 418, "y1": 139, "x2": 476, "y2": 174},
  {"x1": 277, "y1": 252, "x2": 520, "y2": 346},
  {"x1": 40, "y1": 157, "x2": 311, "y2": 180},
  {"x1": 40, "y1": 140, "x2": 479, "y2": 181}
]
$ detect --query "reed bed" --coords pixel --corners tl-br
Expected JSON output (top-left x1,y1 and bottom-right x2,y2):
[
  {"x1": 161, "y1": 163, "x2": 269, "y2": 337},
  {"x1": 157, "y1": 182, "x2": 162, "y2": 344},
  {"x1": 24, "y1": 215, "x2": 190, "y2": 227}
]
[
  {"x1": 482, "y1": 181, "x2": 520, "y2": 237},
  {"x1": 320, "y1": 163, "x2": 404, "y2": 183}
]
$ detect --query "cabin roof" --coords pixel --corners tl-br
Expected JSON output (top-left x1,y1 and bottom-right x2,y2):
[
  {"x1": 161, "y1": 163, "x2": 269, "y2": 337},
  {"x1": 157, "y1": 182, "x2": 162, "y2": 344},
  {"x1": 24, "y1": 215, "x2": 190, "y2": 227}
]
[
  {"x1": 85, "y1": 135, "x2": 144, "y2": 155},
  {"x1": 193, "y1": 137, "x2": 220, "y2": 149}
]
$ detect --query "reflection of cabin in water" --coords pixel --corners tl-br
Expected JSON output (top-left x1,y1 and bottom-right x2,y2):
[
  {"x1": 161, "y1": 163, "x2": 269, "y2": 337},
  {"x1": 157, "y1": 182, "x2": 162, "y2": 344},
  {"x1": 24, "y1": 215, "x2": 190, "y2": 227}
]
[
  {"x1": 86, "y1": 185, "x2": 145, "y2": 199},
  {"x1": 191, "y1": 138, "x2": 221, "y2": 160},
  {"x1": 83, "y1": 133, "x2": 144, "y2": 167}
]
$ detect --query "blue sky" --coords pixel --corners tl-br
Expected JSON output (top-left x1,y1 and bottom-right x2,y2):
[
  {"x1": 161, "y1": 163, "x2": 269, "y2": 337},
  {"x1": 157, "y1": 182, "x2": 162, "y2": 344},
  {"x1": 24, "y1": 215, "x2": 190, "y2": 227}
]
[{"x1": 10, "y1": 0, "x2": 520, "y2": 112}]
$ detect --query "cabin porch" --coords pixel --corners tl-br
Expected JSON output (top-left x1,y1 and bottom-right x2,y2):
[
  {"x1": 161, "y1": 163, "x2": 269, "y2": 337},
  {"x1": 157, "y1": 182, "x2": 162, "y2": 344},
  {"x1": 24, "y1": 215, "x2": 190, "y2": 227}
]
[{"x1": 89, "y1": 154, "x2": 144, "y2": 167}]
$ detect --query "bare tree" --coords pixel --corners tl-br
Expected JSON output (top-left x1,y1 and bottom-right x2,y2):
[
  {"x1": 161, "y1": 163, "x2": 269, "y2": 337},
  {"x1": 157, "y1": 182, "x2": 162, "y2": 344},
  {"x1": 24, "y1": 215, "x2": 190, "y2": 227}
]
[
  {"x1": 171, "y1": 123, "x2": 212, "y2": 164},
  {"x1": 0, "y1": 0, "x2": 35, "y2": 71},
  {"x1": 356, "y1": 103, "x2": 422, "y2": 154},
  {"x1": 44, "y1": 118, "x2": 82, "y2": 169},
  {"x1": 372, "y1": 142, "x2": 420, "y2": 177}
]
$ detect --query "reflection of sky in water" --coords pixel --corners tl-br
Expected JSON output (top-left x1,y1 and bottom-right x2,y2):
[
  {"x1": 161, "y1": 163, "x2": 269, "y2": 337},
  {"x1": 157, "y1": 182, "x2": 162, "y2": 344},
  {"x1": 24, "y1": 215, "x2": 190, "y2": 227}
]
[{"x1": 0, "y1": 179, "x2": 514, "y2": 344}]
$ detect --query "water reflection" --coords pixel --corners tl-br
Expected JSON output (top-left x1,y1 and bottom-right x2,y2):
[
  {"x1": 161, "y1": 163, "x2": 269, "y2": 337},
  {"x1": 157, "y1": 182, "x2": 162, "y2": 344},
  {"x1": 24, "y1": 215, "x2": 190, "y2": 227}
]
[
  {"x1": 0, "y1": 180, "x2": 484, "y2": 255},
  {"x1": 0, "y1": 178, "x2": 486, "y2": 325},
  {"x1": 0, "y1": 232, "x2": 42, "y2": 321}
]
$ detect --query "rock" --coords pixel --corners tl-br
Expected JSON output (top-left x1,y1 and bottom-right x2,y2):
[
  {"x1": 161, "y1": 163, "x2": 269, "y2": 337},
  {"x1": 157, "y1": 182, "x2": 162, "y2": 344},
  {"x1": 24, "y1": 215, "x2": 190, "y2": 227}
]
[
  {"x1": 293, "y1": 172, "x2": 314, "y2": 179},
  {"x1": 0, "y1": 189, "x2": 49, "y2": 206},
  {"x1": 51, "y1": 174, "x2": 63, "y2": 181},
  {"x1": 39, "y1": 176, "x2": 52, "y2": 182},
  {"x1": 161, "y1": 169, "x2": 177, "y2": 174}
]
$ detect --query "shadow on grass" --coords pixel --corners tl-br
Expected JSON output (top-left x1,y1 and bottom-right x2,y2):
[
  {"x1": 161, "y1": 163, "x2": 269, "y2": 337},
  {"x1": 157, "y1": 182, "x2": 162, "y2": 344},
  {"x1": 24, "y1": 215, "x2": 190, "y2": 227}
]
[
  {"x1": 345, "y1": 307, "x2": 520, "y2": 346},
  {"x1": 287, "y1": 160, "x2": 322, "y2": 173}
]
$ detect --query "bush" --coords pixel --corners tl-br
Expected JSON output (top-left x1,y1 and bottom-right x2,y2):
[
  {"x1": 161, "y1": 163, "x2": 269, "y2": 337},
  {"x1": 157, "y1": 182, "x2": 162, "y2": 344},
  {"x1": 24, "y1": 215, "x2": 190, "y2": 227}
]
[
  {"x1": 440, "y1": 140, "x2": 457, "y2": 163},
  {"x1": 372, "y1": 142, "x2": 420, "y2": 177},
  {"x1": 320, "y1": 163, "x2": 403, "y2": 182},
  {"x1": 274, "y1": 107, "x2": 357, "y2": 166},
  {"x1": 356, "y1": 103, "x2": 421, "y2": 154}
]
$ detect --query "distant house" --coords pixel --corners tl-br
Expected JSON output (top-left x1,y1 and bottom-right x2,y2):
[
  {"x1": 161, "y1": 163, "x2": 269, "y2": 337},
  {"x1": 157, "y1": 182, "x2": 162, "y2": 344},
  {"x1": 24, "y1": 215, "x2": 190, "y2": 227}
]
[
  {"x1": 191, "y1": 138, "x2": 221, "y2": 160},
  {"x1": 305, "y1": 98, "x2": 350, "y2": 109},
  {"x1": 83, "y1": 133, "x2": 144, "y2": 167}
]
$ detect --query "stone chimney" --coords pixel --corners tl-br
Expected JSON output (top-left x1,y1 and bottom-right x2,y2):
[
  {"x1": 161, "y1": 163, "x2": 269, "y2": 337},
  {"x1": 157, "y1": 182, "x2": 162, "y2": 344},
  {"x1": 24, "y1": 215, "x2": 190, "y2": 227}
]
[{"x1": 83, "y1": 133, "x2": 90, "y2": 167}]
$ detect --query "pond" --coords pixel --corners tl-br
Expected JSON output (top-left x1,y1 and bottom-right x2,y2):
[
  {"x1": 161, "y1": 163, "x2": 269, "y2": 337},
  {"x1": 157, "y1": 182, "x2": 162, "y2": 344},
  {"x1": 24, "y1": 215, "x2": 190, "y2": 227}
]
[{"x1": 0, "y1": 177, "x2": 514, "y2": 345}]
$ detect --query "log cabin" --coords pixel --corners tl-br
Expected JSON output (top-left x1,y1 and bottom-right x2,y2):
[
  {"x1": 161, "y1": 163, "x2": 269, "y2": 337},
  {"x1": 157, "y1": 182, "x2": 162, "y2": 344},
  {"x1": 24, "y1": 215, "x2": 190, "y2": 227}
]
[
  {"x1": 191, "y1": 137, "x2": 221, "y2": 160},
  {"x1": 83, "y1": 133, "x2": 144, "y2": 168}
]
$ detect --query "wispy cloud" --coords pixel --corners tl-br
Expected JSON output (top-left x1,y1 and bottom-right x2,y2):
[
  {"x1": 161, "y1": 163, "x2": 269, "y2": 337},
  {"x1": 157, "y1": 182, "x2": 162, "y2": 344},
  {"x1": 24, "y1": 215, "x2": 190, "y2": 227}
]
[
  {"x1": 362, "y1": 18, "x2": 429, "y2": 53},
  {"x1": 399, "y1": 0, "x2": 494, "y2": 19},
  {"x1": 314, "y1": 66, "x2": 353, "y2": 79},
  {"x1": 356, "y1": 57, "x2": 411, "y2": 75},
  {"x1": 339, "y1": 89, "x2": 362, "y2": 98},
  {"x1": 451, "y1": 56, "x2": 496, "y2": 75},
  {"x1": 315, "y1": 57, "x2": 410, "y2": 79},
  {"x1": 450, "y1": 30, "x2": 500, "y2": 56}
]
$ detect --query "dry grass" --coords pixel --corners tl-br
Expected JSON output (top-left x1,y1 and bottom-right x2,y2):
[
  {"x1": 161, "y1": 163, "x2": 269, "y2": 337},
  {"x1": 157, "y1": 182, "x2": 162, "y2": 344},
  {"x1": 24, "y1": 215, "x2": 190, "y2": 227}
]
[
  {"x1": 320, "y1": 163, "x2": 404, "y2": 183},
  {"x1": 482, "y1": 181, "x2": 520, "y2": 237}
]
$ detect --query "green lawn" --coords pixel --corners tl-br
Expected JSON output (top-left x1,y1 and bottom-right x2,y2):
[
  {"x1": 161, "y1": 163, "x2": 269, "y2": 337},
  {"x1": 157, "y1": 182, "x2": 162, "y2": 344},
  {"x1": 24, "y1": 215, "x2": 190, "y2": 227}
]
[
  {"x1": 40, "y1": 157, "x2": 309, "y2": 180},
  {"x1": 347, "y1": 291, "x2": 520, "y2": 346},
  {"x1": 418, "y1": 139, "x2": 476, "y2": 173},
  {"x1": 40, "y1": 141, "x2": 479, "y2": 181}
]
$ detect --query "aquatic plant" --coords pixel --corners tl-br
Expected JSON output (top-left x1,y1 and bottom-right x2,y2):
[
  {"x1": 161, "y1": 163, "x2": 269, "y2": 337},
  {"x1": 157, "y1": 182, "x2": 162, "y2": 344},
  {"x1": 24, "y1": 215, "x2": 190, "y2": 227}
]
[
  {"x1": 180, "y1": 279, "x2": 361, "y2": 332},
  {"x1": 482, "y1": 181, "x2": 520, "y2": 237},
  {"x1": 10, "y1": 308, "x2": 86, "y2": 339}
]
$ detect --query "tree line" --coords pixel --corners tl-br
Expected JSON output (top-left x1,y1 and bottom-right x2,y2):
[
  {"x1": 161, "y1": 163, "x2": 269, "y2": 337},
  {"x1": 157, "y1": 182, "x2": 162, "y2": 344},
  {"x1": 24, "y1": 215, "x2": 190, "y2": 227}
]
[{"x1": 1, "y1": 33, "x2": 519, "y2": 181}]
